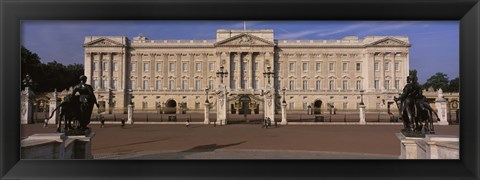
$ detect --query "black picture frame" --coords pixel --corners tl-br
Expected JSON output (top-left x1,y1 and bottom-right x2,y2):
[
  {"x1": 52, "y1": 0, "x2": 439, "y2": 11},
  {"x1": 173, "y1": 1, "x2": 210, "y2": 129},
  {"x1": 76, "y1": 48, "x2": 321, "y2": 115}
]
[{"x1": 1, "y1": 0, "x2": 479, "y2": 179}]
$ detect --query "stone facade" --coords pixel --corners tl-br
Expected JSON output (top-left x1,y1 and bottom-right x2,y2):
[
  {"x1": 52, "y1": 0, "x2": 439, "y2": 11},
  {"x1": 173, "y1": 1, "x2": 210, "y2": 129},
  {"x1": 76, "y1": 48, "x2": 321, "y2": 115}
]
[{"x1": 83, "y1": 29, "x2": 411, "y2": 114}]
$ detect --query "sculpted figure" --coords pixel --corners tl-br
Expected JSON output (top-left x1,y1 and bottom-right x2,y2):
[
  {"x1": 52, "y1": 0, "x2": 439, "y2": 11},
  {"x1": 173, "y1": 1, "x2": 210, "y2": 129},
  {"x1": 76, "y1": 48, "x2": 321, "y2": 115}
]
[{"x1": 71, "y1": 75, "x2": 99, "y2": 130}]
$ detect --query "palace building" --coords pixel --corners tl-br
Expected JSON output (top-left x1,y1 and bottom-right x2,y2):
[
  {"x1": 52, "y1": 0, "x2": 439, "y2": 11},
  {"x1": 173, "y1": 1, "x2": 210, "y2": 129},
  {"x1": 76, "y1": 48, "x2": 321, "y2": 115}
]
[{"x1": 83, "y1": 29, "x2": 411, "y2": 114}]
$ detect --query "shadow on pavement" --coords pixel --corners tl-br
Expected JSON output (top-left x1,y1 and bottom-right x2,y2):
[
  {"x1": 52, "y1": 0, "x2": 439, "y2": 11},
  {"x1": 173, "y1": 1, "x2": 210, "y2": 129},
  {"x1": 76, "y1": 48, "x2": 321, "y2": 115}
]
[{"x1": 181, "y1": 141, "x2": 246, "y2": 153}]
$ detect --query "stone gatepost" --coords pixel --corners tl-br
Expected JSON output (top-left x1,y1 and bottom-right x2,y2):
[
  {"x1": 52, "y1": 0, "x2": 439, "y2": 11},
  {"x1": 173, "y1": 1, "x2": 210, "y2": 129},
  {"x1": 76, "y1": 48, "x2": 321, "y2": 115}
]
[
  {"x1": 127, "y1": 104, "x2": 133, "y2": 124},
  {"x1": 263, "y1": 84, "x2": 275, "y2": 122},
  {"x1": 48, "y1": 90, "x2": 60, "y2": 125},
  {"x1": 359, "y1": 104, "x2": 366, "y2": 125},
  {"x1": 21, "y1": 87, "x2": 35, "y2": 124},
  {"x1": 435, "y1": 88, "x2": 449, "y2": 125},
  {"x1": 204, "y1": 102, "x2": 210, "y2": 124},
  {"x1": 281, "y1": 102, "x2": 287, "y2": 125},
  {"x1": 216, "y1": 84, "x2": 228, "y2": 125}
]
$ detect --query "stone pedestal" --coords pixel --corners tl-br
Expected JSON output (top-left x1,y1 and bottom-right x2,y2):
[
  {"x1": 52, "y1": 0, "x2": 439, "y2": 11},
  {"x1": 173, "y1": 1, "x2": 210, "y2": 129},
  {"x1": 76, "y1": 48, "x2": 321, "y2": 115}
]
[
  {"x1": 396, "y1": 133, "x2": 424, "y2": 159},
  {"x1": 68, "y1": 132, "x2": 96, "y2": 159},
  {"x1": 48, "y1": 90, "x2": 60, "y2": 125},
  {"x1": 21, "y1": 87, "x2": 35, "y2": 124},
  {"x1": 396, "y1": 133, "x2": 459, "y2": 159},
  {"x1": 359, "y1": 104, "x2": 366, "y2": 125},
  {"x1": 435, "y1": 89, "x2": 449, "y2": 125},
  {"x1": 216, "y1": 84, "x2": 228, "y2": 125},
  {"x1": 263, "y1": 85, "x2": 275, "y2": 123},
  {"x1": 281, "y1": 102, "x2": 287, "y2": 125},
  {"x1": 21, "y1": 132, "x2": 96, "y2": 159},
  {"x1": 127, "y1": 104, "x2": 133, "y2": 124},
  {"x1": 204, "y1": 102, "x2": 210, "y2": 124}
]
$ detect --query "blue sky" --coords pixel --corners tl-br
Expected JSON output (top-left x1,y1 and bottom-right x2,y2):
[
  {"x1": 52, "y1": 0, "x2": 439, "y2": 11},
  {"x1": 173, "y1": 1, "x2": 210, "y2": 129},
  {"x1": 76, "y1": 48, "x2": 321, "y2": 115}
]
[{"x1": 21, "y1": 21, "x2": 459, "y2": 83}]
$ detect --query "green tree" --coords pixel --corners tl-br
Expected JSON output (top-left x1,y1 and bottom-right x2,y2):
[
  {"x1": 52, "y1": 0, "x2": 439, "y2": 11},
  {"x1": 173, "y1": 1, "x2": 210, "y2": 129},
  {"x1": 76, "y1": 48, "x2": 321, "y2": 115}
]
[
  {"x1": 21, "y1": 47, "x2": 84, "y2": 92},
  {"x1": 423, "y1": 72, "x2": 449, "y2": 91},
  {"x1": 448, "y1": 77, "x2": 459, "y2": 92}
]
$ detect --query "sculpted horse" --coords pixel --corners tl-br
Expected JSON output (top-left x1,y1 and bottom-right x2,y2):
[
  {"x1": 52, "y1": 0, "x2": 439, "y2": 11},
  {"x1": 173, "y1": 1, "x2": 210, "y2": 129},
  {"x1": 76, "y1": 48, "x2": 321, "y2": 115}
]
[{"x1": 47, "y1": 94, "x2": 82, "y2": 133}]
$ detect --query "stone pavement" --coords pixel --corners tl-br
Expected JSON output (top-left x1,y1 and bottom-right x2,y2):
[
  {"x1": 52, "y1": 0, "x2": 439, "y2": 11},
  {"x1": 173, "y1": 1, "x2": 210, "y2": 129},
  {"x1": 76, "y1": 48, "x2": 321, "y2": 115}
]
[{"x1": 21, "y1": 123, "x2": 459, "y2": 159}]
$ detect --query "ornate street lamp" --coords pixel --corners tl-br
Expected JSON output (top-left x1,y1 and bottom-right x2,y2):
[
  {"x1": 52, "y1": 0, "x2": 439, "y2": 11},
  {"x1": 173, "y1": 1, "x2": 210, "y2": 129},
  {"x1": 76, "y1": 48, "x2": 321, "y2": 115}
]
[
  {"x1": 282, "y1": 87, "x2": 287, "y2": 104},
  {"x1": 263, "y1": 66, "x2": 274, "y2": 84},
  {"x1": 216, "y1": 66, "x2": 228, "y2": 84}
]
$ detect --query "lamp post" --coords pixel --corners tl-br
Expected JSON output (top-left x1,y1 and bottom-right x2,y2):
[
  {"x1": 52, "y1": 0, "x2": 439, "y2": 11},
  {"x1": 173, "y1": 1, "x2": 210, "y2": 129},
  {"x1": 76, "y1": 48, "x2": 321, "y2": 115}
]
[
  {"x1": 263, "y1": 66, "x2": 274, "y2": 84},
  {"x1": 205, "y1": 87, "x2": 209, "y2": 103},
  {"x1": 360, "y1": 90, "x2": 365, "y2": 105},
  {"x1": 281, "y1": 87, "x2": 288, "y2": 125},
  {"x1": 216, "y1": 66, "x2": 228, "y2": 84}
]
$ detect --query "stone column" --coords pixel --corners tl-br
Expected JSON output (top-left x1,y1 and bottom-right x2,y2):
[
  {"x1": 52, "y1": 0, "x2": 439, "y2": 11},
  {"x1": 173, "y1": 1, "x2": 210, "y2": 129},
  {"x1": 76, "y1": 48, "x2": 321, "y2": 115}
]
[
  {"x1": 435, "y1": 88, "x2": 449, "y2": 125},
  {"x1": 98, "y1": 53, "x2": 103, "y2": 90},
  {"x1": 235, "y1": 52, "x2": 241, "y2": 90},
  {"x1": 397, "y1": 133, "x2": 423, "y2": 159},
  {"x1": 216, "y1": 84, "x2": 228, "y2": 125},
  {"x1": 189, "y1": 53, "x2": 195, "y2": 90},
  {"x1": 48, "y1": 90, "x2": 60, "y2": 124},
  {"x1": 163, "y1": 53, "x2": 169, "y2": 90},
  {"x1": 150, "y1": 53, "x2": 156, "y2": 90},
  {"x1": 392, "y1": 52, "x2": 397, "y2": 89},
  {"x1": 281, "y1": 101, "x2": 287, "y2": 125},
  {"x1": 247, "y1": 52, "x2": 253, "y2": 90},
  {"x1": 359, "y1": 104, "x2": 366, "y2": 125},
  {"x1": 85, "y1": 52, "x2": 94, "y2": 85},
  {"x1": 380, "y1": 52, "x2": 385, "y2": 91},
  {"x1": 176, "y1": 53, "x2": 182, "y2": 90},
  {"x1": 21, "y1": 87, "x2": 35, "y2": 124},
  {"x1": 108, "y1": 52, "x2": 113, "y2": 89},
  {"x1": 127, "y1": 104, "x2": 133, "y2": 124},
  {"x1": 120, "y1": 51, "x2": 126, "y2": 90},
  {"x1": 366, "y1": 52, "x2": 374, "y2": 91},
  {"x1": 204, "y1": 102, "x2": 210, "y2": 124},
  {"x1": 136, "y1": 53, "x2": 144, "y2": 90},
  {"x1": 263, "y1": 84, "x2": 275, "y2": 122}
]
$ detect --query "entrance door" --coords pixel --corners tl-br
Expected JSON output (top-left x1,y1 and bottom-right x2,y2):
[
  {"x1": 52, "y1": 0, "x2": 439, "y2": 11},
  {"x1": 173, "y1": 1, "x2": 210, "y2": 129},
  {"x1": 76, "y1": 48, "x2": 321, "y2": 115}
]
[
  {"x1": 164, "y1": 99, "x2": 177, "y2": 114},
  {"x1": 240, "y1": 95, "x2": 251, "y2": 114},
  {"x1": 314, "y1": 100, "x2": 322, "y2": 114}
]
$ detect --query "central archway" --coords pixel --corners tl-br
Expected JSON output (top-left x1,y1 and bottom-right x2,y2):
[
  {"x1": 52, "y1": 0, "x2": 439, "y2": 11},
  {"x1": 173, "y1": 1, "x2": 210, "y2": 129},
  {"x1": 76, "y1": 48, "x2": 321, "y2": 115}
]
[
  {"x1": 313, "y1": 100, "x2": 322, "y2": 114},
  {"x1": 164, "y1": 99, "x2": 177, "y2": 114}
]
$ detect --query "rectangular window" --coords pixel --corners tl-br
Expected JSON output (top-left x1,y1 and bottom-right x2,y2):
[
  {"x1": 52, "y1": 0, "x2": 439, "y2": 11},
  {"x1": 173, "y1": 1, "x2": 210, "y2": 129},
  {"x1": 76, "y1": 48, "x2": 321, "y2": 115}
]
[
  {"x1": 143, "y1": 63, "x2": 149, "y2": 72},
  {"x1": 374, "y1": 80, "x2": 379, "y2": 89},
  {"x1": 374, "y1": 62, "x2": 379, "y2": 71},
  {"x1": 356, "y1": 80, "x2": 361, "y2": 90},
  {"x1": 316, "y1": 80, "x2": 321, "y2": 90},
  {"x1": 92, "y1": 80, "x2": 97, "y2": 89},
  {"x1": 356, "y1": 63, "x2": 361, "y2": 72},
  {"x1": 113, "y1": 62, "x2": 118, "y2": 72},
  {"x1": 241, "y1": 61, "x2": 247, "y2": 72},
  {"x1": 231, "y1": 80, "x2": 236, "y2": 89},
  {"x1": 343, "y1": 63, "x2": 348, "y2": 72},
  {"x1": 94, "y1": 63, "x2": 99, "y2": 71},
  {"x1": 329, "y1": 80, "x2": 335, "y2": 90},
  {"x1": 289, "y1": 63, "x2": 295, "y2": 72},
  {"x1": 112, "y1": 80, "x2": 117, "y2": 90},
  {"x1": 231, "y1": 62, "x2": 236, "y2": 71},
  {"x1": 156, "y1": 80, "x2": 162, "y2": 90},
  {"x1": 131, "y1": 63, "x2": 136, "y2": 72},
  {"x1": 329, "y1": 63, "x2": 334, "y2": 72},
  {"x1": 143, "y1": 80, "x2": 149, "y2": 90},
  {"x1": 395, "y1": 62, "x2": 400, "y2": 71},
  {"x1": 303, "y1": 102, "x2": 308, "y2": 110},
  {"x1": 384, "y1": 62, "x2": 389, "y2": 71},
  {"x1": 289, "y1": 102, "x2": 295, "y2": 110},
  {"x1": 395, "y1": 80, "x2": 400, "y2": 89},
  {"x1": 103, "y1": 62, "x2": 108, "y2": 71},
  {"x1": 209, "y1": 63, "x2": 215, "y2": 72},
  {"x1": 209, "y1": 80, "x2": 214, "y2": 89},
  {"x1": 342, "y1": 80, "x2": 348, "y2": 90},
  {"x1": 102, "y1": 80, "x2": 107, "y2": 89},
  {"x1": 156, "y1": 63, "x2": 162, "y2": 72},
  {"x1": 254, "y1": 62, "x2": 258, "y2": 72},
  {"x1": 303, "y1": 63, "x2": 308, "y2": 72},
  {"x1": 142, "y1": 102, "x2": 148, "y2": 110},
  {"x1": 182, "y1": 80, "x2": 188, "y2": 90},
  {"x1": 168, "y1": 80, "x2": 174, "y2": 90},
  {"x1": 316, "y1": 63, "x2": 321, "y2": 72},
  {"x1": 169, "y1": 63, "x2": 175, "y2": 72},
  {"x1": 289, "y1": 80, "x2": 295, "y2": 90},
  {"x1": 131, "y1": 80, "x2": 136, "y2": 90},
  {"x1": 195, "y1": 80, "x2": 201, "y2": 90},
  {"x1": 385, "y1": 80, "x2": 390, "y2": 90},
  {"x1": 195, "y1": 63, "x2": 201, "y2": 72},
  {"x1": 253, "y1": 80, "x2": 258, "y2": 90},
  {"x1": 303, "y1": 80, "x2": 308, "y2": 90},
  {"x1": 242, "y1": 80, "x2": 247, "y2": 89},
  {"x1": 182, "y1": 63, "x2": 188, "y2": 72}
]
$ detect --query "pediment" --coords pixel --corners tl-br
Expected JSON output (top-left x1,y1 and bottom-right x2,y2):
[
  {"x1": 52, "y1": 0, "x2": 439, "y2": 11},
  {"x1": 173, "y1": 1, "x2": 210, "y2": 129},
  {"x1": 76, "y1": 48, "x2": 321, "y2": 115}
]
[
  {"x1": 84, "y1": 38, "x2": 125, "y2": 47},
  {"x1": 368, "y1": 37, "x2": 410, "y2": 47},
  {"x1": 214, "y1": 33, "x2": 275, "y2": 47}
]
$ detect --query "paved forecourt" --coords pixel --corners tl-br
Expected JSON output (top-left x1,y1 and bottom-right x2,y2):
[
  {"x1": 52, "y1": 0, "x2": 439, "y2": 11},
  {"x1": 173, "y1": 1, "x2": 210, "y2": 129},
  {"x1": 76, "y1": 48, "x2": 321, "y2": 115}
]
[{"x1": 21, "y1": 123, "x2": 459, "y2": 159}]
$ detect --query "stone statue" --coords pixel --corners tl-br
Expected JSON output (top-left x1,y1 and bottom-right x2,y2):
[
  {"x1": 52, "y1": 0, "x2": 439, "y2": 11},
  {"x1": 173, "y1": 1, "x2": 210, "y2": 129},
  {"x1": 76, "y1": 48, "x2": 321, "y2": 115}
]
[
  {"x1": 49, "y1": 75, "x2": 99, "y2": 135},
  {"x1": 394, "y1": 70, "x2": 438, "y2": 137}
]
